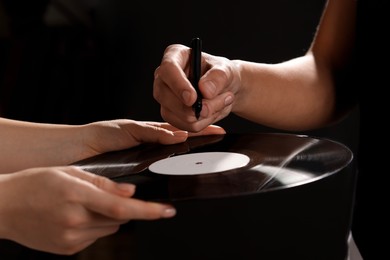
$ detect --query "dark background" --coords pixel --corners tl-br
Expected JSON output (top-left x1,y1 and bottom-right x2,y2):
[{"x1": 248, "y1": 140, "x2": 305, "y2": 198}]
[
  {"x1": 0, "y1": 0, "x2": 358, "y2": 165},
  {"x1": 0, "y1": 0, "x2": 359, "y2": 162},
  {"x1": 0, "y1": 0, "x2": 359, "y2": 258},
  {"x1": 2, "y1": 0, "x2": 324, "y2": 119},
  {"x1": 1, "y1": 0, "x2": 359, "y2": 153}
]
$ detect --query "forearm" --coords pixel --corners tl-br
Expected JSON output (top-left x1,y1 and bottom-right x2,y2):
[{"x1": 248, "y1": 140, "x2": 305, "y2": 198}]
[
  {"x1": 229, "y1": 0, "x2": 355, "y2": 131},
  {"x1": 0, "y1": 118, "x2": 210, "y2": 174},
  {"x1": 0, "y1": 118, "x2": 88, "y2": 173},
  {"x1": 232, "y1": 54, "x2": 335, "y2": 131}
]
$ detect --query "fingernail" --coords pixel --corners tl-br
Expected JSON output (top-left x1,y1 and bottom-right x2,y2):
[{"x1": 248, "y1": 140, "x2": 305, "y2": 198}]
[
  {"x1": 224, "y1": 95, "x2": 234, "y2": 106},
  {"x1": 182, "y1": 90, "x2": 192, "y2": 105},
  {"x1": 173, "y1": 131, "x2": 188, "y2": 138},
  {"x1": 162, "y1": 207, "x2": 177, "y2": 218},
  {"x1": 117, "y1": 183, "x2": 136, "y2": 193},
  {"x1": 204, "y1": 81, "x2": 216, "y2": 96},
  {"x1": 200, "y1": 104, "x2": 208, "y2": 117}
]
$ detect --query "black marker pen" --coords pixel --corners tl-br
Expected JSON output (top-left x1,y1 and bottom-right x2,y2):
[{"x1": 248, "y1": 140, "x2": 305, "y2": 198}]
[{"x1": 189, "y1": 37, "x2": 202, "y2": 120}]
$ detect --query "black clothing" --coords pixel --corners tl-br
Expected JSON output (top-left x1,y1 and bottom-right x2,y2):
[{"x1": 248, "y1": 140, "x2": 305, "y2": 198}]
[{"x1": 353, "y1": 0, "x2": 390, "y2": 258}]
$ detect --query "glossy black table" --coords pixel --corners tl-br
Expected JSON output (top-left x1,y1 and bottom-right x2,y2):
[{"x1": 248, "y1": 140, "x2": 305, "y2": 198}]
[{"x1": 0, "y1": 133, "x2": 356, "y2": 260}]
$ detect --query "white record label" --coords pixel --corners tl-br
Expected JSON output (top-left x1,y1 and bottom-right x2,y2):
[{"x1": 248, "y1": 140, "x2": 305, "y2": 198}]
[{"x1": 148, "y1": 152, "x2": 250, "y2": 176}]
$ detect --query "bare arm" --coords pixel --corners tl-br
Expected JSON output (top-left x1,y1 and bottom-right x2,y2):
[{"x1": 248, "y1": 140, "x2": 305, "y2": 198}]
[
  {"x1": 231, "y1": 55, "x2": 334, "y2": 130},
  {"x1": 234, "y1": 0, "x2": 356, "y2": 130},
  {"x1": 0, "y1": 117, "x2": 225, "y2": 173},
  {"x1": 0, "y1": 117, "x2": 224, "y2": 254},
  {"x1": 153, "y1": 0, "x2": 356, "y2": 132}
]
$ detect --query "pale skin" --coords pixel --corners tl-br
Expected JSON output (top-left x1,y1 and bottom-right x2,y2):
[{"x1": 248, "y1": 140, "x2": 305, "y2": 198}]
[
  {"x1": 0, "y1": 117, "x2": 225, "y2": 254},
  {"x1": 153, "y1": 0, "x2": 356, "y2": 133}
]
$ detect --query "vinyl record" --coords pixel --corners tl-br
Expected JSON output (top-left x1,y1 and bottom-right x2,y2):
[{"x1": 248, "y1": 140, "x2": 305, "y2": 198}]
[
  {"x1": 72, "y1": 132, "x2": 356, "y2": 260},
  {"x1": 73, "y1": 133, "x2": 353, "y2": 201}
]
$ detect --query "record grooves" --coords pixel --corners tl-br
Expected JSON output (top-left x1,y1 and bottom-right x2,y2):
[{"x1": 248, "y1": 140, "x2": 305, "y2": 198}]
[{"x1": 73, "y1": 133, "x2": 353, "y2": 201}]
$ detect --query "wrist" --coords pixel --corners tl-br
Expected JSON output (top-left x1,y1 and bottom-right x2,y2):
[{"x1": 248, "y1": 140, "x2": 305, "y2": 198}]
[
  {"x1": 230, "y1": 60, "x2": 245, "y2": 114},
  {"x1": 0, "y1": 175, "x2": 13, "y2": 240}
]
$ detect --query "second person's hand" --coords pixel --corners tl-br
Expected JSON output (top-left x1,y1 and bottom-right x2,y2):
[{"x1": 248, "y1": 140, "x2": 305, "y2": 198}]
[
  {"x1": 0, "y1": 166, "x2": 176, "y2": 255},
  {"x1": 153, "y1": 44, "x2": 240, "y2": 132}
]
